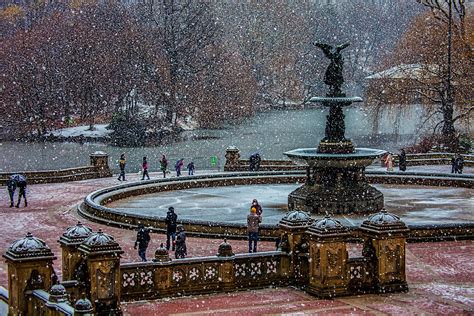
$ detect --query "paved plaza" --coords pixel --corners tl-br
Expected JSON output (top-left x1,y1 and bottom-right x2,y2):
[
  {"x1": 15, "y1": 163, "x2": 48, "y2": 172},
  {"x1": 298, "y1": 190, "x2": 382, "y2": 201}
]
[{"x1": 0, "y1": 171, "x2": 473, "y2": 315}]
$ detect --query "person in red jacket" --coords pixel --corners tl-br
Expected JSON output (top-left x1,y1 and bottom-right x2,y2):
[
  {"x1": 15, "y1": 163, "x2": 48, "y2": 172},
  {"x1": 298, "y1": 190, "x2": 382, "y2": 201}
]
[{"x1": 142, "y1": 156, "x2": 150, "y2": 180}]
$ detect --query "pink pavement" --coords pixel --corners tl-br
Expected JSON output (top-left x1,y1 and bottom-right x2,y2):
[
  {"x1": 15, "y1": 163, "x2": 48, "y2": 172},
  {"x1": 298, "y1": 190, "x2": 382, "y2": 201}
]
[{"x1": 0, "y1": 176, "x2": 473, "y2": 315}]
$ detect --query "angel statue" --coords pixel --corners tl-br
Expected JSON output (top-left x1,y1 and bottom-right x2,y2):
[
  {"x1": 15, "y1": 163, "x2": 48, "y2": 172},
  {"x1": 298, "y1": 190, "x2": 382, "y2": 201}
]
[{"x1": 314, "y1": 42, "x2": 350, "y2": 96}]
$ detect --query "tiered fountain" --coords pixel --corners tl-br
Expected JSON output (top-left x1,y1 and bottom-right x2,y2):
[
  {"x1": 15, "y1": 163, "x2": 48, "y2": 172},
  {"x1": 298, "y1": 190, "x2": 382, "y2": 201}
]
[{"x1": 284, "y1": 42, "x2": 386, "y2": 214}]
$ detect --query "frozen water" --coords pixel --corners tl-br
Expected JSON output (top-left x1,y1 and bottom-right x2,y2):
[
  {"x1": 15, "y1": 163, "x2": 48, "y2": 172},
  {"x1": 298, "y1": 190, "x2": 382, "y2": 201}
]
[{"x1": 108, "y1": 184, "x2": 473, "y2": 226}]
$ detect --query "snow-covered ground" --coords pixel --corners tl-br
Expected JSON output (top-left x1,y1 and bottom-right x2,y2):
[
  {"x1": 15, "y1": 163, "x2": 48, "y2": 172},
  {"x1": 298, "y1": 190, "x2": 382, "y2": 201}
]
[{"x1": 49, "y1": 124, "x2": 112, "y2": 138}]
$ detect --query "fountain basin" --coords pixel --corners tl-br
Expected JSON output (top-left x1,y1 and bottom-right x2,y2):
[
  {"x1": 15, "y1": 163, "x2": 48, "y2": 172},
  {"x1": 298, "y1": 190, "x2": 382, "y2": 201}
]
[{"x1": 284, "y1": 148, "x2": 387, "y2": 168}]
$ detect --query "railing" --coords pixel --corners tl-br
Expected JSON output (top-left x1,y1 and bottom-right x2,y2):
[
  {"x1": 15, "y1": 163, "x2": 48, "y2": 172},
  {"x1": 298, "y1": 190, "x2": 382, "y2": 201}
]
[
  {"x1": 27, "y1": 290, "x2": 75, "y2": 316},
  {"x1": 120, "y1": 251, "x2": 289, "y2": 301},
  {"x1": 347, "y1": 257, "x2": 373, "y2": 293}
]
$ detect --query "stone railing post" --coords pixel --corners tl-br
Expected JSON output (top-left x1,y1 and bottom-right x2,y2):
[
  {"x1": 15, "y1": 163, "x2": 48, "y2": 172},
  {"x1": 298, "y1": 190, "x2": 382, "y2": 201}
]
[
  {"x1": 3, "y1": 232, "x2": 57, "y2": 315},
  {"x1": 78, "y1": 229, "x2": 124, "y2": 314},
  {"x1": 359, "y1": 209, "x2": 409, "y2": 293},
  {"x1": 306, "y1": 216, "x2": 351, "y2": 298},
  {"x1": 89, "y1": 151, "x2": 112, "y2": 177},
  {"x1": 58, "y1": 222, "x2": 93, "y2": 281},
  {"x1": 278, "y1": 210, "x2": 312, "y2": 285},
  {"x1": 216, "y1": 239, "x2": 235, "y2": 291},
  {"x1": 224, "y1": 146, "x2": 241, "y2": 171}
]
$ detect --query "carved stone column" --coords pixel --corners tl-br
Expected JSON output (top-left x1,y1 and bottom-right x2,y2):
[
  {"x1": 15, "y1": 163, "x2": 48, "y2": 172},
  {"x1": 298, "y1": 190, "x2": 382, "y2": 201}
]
[
  {"x1": 224, "y1": 146, "x2": 241, "y2": 171},
  {"x1": 216, "y1": 239, "x2": 235, "y2": 291},
  {"x1": 278, "y1": 210, "x2": 313, "y2": 286},
  {"x1": 3, "y1": 232, "x2": 57, "y2": 315},
  {"x1": 306, "y1": 216, "x2": 350, "y2": 298},
  {"x1": 78, "y1": 230, "x2": 124, "y2": 314},
  {"x1": 90, "y1": 151, "x2": 112, "y2": 177},
  {"x1": 59, "y1": 221, "x2": 93, "y2": 281},
  {"x1": 360, "y1": 209, "x2": 409, "y2": 293}
]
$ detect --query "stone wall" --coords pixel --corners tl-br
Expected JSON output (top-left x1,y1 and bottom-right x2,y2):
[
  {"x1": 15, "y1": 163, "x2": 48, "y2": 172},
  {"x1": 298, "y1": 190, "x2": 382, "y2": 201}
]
[{"x1": 0, "y1": 152, "x2": 112, "y2": 185}]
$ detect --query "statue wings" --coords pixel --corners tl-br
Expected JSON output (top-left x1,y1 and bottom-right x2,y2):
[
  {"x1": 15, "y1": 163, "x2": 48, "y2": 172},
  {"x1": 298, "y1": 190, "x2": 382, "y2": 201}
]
[
  {"x1": 314, "y1": 42, "x2": 350, "y2": 56},
  {"x1": 314, "y1": 42, "x2": 332, "y2": 57}
]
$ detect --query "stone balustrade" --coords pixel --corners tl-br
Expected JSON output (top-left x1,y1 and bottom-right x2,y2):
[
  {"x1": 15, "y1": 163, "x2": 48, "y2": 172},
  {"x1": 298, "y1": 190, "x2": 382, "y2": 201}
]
[
  {"x1": 120, "y1": 250, "x2": 289, "y2": 301},
  {"x1": 224, "y1": 147, "x2": 474, "y2": 171},
  {"x1": 0, "y1": 152, "x2": 111, "y2": 185},
  {"x1": 3, "y1": 209, "x2": 411, "y2": 315}
]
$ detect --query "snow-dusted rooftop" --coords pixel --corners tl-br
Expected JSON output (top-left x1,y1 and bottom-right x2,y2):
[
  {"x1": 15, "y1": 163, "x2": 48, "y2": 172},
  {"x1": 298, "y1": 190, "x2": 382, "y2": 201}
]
[{"x1": 366, "y1": 64, "x2": 437, "y2": 80}]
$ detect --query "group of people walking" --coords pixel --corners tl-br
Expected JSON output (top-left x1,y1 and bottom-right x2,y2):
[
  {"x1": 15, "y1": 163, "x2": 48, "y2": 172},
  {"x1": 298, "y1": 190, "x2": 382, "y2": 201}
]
[
  {"x1": 451, "y1": 154, "x2": 464, "y2": 174},
  {"x1": 133, "y1": 199, "x2": 264, "y2": 262},
  {"x1": 6, "y1": 174, "x2": 27, "y2": 208},
  {"x1": 134, "y1": 206, "x2": 187, "y2": 261},
  {"x1": 117, "y1": 154, "x2": 196, "y2": 181},
  {"x1": 383, "y1": 149, "x2": 407, "y2": 172}
]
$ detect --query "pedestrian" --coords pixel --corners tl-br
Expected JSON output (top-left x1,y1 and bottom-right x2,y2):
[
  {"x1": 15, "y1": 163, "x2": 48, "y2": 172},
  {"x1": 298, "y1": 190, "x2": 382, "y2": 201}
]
[
  {"x1": 251, "y1": 199, "x2": 263, "y2": 216},
  {"x1": 175, "y1": 159, "x2": 184, "y2": 177},
  {"x1": 187, "y1": 161, "x2": 195, "y2": 175},
  {"x1": 6, "y1": 176, "x2": 17, "y2": 207},
  {"x1": 249, "y1": 153, "x2": 256, "y2": 171},
  {"x1": 118, "y1": 153, "x2": 126, "y2": 181},
  {"x1": 160, "y1": 154, "x2": 168, "y2": 178},
  {"x1": 398, "y1": 149, "x2": 407, "y2": 172},
  {"x1": 384, "y1": 153, "x2": 394, "y2": 172},
  {"x1": 247, "y1": 206, "x2": 262, "y2": 253},
  {"x1": 14, "y1": 174, "x2": 27, "y2": 208},
  {"x1": 254, "y1": 153, "x2": 261, "y2": 171},
  {"x1": 175, "y1": 225, "x2": 187, "y2": 259},
  {"x1": 165, "y1": 206, "x2": 178, "y2": 251},
  {"x1": 134, "y1": 224, "x2": 151, "y2": 262},
  {"x1": 141, "y1": 156, "x2": 150, "y2": 180},
  {"x1": 455, "y1": 154, "x2": 464, "y2": 174},
  {"x1": 451, "y1": 154, "x2": 457, "y2": 173}
]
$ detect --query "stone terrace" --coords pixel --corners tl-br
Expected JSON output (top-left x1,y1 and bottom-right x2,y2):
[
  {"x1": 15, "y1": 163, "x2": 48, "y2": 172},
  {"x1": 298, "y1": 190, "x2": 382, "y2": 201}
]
[{"x1": 0, "y1": 172, "x2": 473, "y2": 315}]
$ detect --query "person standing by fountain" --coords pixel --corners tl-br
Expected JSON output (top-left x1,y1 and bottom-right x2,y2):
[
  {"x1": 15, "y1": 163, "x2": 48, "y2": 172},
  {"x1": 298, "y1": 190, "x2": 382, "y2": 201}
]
[
  {"x1": 247, "y1": 207, "x2": 262, "y2": 253},
  {"x1": 165, "y1": 207, "x2": 178, "y2": 251},
  {"x1": 141, "y1": 157, "x2": 150, "y2": 180},
  {"x1": 399, "y1": 149, "x2": 407, "y2": 172},
  {"x1": 160, "y1": 154, "x2": 168, "y2": 178},
  {"x1": 187, "y1": 161, "x2": 195, "y2": 175},
  {"x1": 175, "y1": 225, "x2": 187, "y2": 259},
  {"x1": 134, "y1": 224, "x2": 151, "y2": 262},
  {"x1": 385, "y1": 153, "x2": 394, "y2": 172},
  {"x1": 118, "y1": 153, "x2": 126, "y2": 181},
  {"x1": 250, "y1": 199, "x2": 263, "y2": 216}
]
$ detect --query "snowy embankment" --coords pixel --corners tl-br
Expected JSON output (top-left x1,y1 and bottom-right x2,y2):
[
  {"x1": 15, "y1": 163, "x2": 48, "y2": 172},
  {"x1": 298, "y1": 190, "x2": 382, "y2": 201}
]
[{"x1": 49, "y1": 124, "x2": 113, "y2": 138}]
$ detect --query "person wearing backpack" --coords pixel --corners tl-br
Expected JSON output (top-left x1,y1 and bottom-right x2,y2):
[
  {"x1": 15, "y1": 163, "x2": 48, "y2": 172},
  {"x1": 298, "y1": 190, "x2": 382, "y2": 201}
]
[
  {"x1": 134, "y1": 224, "x2": 151, "y2": 262},
  {"x1": 13, "y1": 174, "x2": 27, "y2": 208}
]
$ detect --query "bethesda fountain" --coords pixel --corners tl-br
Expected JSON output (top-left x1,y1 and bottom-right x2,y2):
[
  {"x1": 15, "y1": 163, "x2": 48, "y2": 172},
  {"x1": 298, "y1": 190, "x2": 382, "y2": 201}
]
[{"x1": 284, "y1": 42, "x2": 386, "y2": 214}]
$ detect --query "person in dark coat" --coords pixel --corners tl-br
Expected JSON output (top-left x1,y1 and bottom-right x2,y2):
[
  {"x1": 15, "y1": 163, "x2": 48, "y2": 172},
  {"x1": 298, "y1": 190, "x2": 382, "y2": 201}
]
[
  {"x1": 118, "y1": 153, "x2": 126, "y2": 181},
  {"x1": 13, "y1": 174, "x2": 27, "y2": 208},
  {"x1": 254, "y1": 153, "x2": 261, "y2": 171},
  {"x1": 251, "y1": 199, "x2": 263, "y2": 216},
  {"x1": 142, "y1": 156, "x2": 150, "y2": 180},
  {"x1": 398, "y1": 149, "x2": 407, "y2": 171},
  {"x1": 134, "y1": 224, "x2": 151, "y2": 262},
  {"x1": 455, "y1": 155, "x2": 464, "y2": 174},
  {"x1": 160, "y1": 154, "x2": 168, "y2": 178},
  {"x1": 6, "y1": 176, "x2": 17, "y2": 207},
  {"x1": 165, "y1": 207, "x2": 178, "y2": 250},
  {"x1": 451, "y1": 154, "x2": 457, "y2": 173},
  {"x1": 175, "y1": 225, "x2": 187, "y2": 259},
  {"x1": 187, "y1": 161, "x2": 195, "y2": 175}
]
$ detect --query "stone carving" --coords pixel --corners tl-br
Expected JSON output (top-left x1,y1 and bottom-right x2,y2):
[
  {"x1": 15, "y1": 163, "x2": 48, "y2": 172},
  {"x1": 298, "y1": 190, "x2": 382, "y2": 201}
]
[{"x1": 204, "y1": 266, "x2": 218, "y2": 281}]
